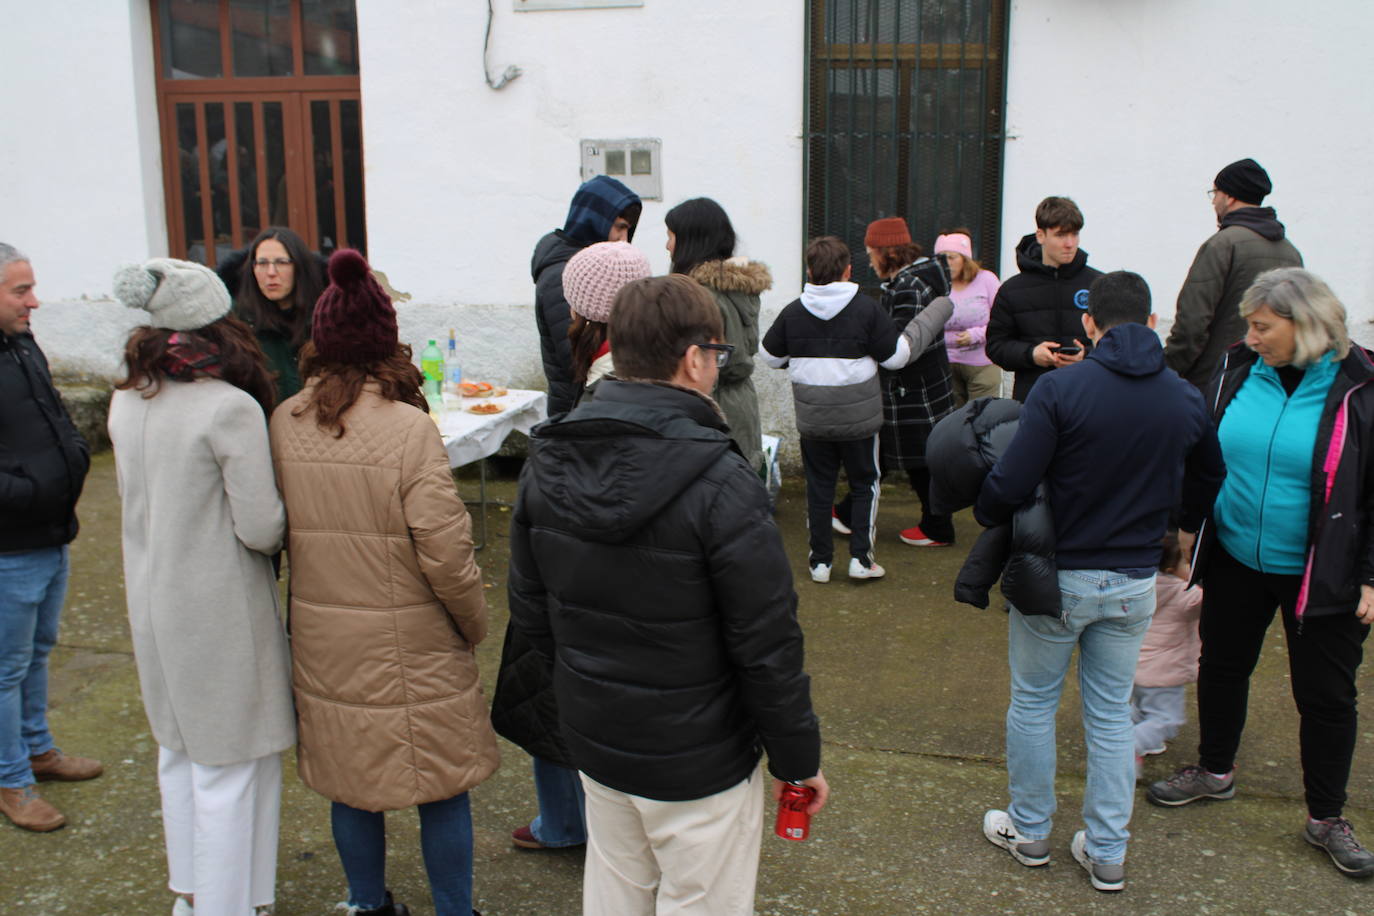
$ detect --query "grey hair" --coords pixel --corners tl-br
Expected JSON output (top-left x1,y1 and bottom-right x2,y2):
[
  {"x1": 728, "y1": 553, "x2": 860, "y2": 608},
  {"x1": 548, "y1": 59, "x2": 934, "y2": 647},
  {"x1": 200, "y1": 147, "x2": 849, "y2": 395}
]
[
  {"x1": 1239, "y1": 267, "x2": 1350, "y2": 368},
  {"x1": 0, "y1": 243, "x2": 29, "y2": 281}
]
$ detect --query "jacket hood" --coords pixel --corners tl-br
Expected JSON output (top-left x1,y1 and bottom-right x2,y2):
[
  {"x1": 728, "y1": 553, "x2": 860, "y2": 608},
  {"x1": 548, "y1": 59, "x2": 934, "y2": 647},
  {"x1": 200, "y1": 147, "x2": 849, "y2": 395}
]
[
  {"x1": 688, "y1": 257, "x2": 773, "y2": 295},
  {"x1": 1014, "y1": 232, "x2": 1091, "y2": 279},
  {"x1": 561, "y1": 175, "x2": 641, "y2": 246},
  {"x1": 1219, "y1": 205, "x2": 1286, "y2": 241},
  {"x1": 799, "y1": 281, "x2": 858, "y2": 320},
  {"x1": 526, "y1": 380, "x2": 733, "y2": 543},
  {"x1": 1086, "y1": 323, "x2": 1166, "y2": 378},
  {"x1": 531, "y1": 231, "x2": 585, "y2": 282}
]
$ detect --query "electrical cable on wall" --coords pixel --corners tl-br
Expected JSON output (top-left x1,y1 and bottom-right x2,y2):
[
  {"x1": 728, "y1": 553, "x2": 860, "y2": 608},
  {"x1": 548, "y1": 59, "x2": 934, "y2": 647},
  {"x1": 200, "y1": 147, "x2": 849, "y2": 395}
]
[{"x1": 485, "y1": 0, "x2": 523, "y2": 90}]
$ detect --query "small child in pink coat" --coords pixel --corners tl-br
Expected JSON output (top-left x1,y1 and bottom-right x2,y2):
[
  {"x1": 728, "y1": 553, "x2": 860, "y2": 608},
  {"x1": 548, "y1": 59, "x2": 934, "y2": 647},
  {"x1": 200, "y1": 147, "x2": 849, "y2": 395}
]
[{"x1": 1133, "y1": 531, "x2": 1203, "y2": 767}]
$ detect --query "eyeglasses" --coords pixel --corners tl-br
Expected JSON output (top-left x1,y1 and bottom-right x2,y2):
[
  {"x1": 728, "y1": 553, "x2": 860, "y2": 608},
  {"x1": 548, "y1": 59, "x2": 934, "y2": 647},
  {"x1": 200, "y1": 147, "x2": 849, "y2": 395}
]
[
  {"x1": 253, "y1": 258, "x2": 294, "y2": 271},
  {"x1": 696, "y1": 342, "x2": 735, "y2": 368},
  {"x1": 1206, "y1": 189, "x2": 1220, "y2": 200}
]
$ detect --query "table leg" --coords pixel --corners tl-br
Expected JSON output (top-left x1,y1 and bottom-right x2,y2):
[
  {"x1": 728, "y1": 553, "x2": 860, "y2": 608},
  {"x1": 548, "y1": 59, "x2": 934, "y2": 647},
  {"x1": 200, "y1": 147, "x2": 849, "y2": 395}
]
[{"x1": 475, "y1": 457, "x2": 489, "y2": 551}]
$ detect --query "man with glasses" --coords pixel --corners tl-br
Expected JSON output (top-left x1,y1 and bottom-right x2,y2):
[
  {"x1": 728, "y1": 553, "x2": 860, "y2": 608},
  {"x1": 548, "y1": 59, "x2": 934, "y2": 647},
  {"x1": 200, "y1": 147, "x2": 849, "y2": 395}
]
[
  {"x1": 1164, "y1": 159, "x2": 1303, "y2": 391},
  {"x1": 508, "y1": 274, "x2": 827, "y2": 915},
  {"x1": 761, "y1": 236, "x2": 952, "y2": 582}
]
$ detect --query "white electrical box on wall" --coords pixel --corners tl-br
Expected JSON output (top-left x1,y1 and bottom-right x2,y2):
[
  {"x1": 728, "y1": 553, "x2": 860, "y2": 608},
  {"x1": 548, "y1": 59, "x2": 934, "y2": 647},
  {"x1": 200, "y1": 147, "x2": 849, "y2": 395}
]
[
  {"x1": 580, "y1": 138, "x2": 662, "y2": 200},
  {"x1": 514, "y1": 0, "x2": 643, "y2": 11}
]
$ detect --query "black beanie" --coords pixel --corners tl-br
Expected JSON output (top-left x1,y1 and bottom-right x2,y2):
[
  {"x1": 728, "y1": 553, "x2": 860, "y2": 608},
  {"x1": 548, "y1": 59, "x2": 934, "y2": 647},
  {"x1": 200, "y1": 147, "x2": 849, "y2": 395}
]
[{"x1": 1214, "y1": 159, "x2": 1272, "y2": 205}]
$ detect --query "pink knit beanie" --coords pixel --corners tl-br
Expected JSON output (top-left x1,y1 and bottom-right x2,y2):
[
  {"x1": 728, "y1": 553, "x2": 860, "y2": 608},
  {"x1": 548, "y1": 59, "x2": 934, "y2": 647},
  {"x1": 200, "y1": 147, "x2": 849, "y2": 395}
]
[
  {"x1": 563, "y1": 242, "x2": 652, "y2": 324},
  {"x1": 934, "y1": 233, "x2": 974, "y2": 259}
]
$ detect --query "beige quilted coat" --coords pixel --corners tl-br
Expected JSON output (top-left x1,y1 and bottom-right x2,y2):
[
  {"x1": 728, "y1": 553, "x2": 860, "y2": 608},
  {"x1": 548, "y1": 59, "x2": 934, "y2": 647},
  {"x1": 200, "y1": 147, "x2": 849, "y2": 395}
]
[{"x1": 269, "y1": 383, "x2": 499, "y2": 810}]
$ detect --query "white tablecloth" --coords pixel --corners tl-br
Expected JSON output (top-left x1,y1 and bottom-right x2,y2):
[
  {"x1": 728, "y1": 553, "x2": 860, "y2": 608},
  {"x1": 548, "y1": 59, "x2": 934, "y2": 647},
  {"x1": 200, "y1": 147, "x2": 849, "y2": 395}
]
[{"x1": 439, "y1": 388, "x2": 547, "y2": 468}]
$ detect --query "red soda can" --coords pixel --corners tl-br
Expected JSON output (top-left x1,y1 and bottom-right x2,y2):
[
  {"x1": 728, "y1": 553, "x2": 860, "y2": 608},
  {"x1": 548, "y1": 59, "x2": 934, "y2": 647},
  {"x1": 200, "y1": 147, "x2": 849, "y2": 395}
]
[{"x1": 774, "y1": 781, "x2": 816, "y2": 841}]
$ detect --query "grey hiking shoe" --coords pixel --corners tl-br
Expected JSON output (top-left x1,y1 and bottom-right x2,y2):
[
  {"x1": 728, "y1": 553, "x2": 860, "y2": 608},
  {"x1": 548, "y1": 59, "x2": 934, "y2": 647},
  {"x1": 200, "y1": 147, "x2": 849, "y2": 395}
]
[
  {"x1": 1072, "y1": 830, "x2": 1125, "y2": 892},
  {"x1": 982, "y1": 809, "x2": 1050, "y2": 866},
  {"x1": 1146, "y1": 764, "x2": 1235, "y2": 807},
  {"x1": 1305, "y1": 816, "x2": 1374, "y2": 878}
]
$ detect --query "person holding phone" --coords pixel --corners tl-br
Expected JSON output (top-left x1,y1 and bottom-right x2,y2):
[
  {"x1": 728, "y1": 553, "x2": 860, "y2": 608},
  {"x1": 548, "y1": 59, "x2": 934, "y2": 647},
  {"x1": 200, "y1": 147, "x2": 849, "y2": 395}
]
[{"x1": 986, "y1": 197, "x2": 1103, "y2": 401}]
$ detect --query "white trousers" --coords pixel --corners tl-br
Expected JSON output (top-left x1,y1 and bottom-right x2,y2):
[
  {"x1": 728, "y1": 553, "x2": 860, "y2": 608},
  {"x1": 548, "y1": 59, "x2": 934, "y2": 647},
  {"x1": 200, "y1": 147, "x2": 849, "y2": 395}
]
[
  {"x1": 581, "y1": 767, "x2": 764, "y2": 916},
  {"x1": 157, "y1": 746, "x2": 282, "y2": 916}
]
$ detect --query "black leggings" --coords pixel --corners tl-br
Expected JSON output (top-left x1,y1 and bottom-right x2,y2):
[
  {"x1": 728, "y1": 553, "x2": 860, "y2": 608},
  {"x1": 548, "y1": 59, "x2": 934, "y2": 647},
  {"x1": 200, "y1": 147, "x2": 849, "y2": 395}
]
[{"x1": 1197, "y1": 546, "x2": 1369, "y2": 818}]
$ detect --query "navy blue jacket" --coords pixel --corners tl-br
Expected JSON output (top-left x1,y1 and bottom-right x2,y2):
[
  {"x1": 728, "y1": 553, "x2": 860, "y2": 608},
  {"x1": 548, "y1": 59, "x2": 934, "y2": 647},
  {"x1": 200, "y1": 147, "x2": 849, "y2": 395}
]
[{"x1": 976, "y1": 322, "x2": 1225, "y2": 571}]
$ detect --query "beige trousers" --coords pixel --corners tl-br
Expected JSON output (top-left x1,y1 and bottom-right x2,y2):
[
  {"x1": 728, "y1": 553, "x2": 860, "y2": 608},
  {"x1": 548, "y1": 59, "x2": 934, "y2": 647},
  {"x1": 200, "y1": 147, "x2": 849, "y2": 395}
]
[
  {"x1": 951, "y1": 361, "x2": 1004, "y2": 406},
  {"x1": 581, "y1": 767, "x2": 764, "y2": 916}
]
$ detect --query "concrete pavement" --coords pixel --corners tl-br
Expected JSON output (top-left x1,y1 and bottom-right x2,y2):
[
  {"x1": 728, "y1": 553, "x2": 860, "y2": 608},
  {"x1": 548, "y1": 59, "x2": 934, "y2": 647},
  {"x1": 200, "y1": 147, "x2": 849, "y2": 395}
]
[{"x1": 3, "y1": 452, "x2": 1371, "y2": 914}]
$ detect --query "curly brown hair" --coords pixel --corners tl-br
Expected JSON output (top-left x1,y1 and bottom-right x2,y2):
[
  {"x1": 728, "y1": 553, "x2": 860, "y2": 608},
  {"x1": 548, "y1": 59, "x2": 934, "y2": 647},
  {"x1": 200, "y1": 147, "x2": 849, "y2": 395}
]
[
  {"x1": 294, "y1": 340, "x2": 427, "y2": 437},
  {"x1": 115, "y1": 316, "x2": 276, "y2": 416},
  {"x1": 868, "y1": 242, "x2": 924, "y2": 280}
]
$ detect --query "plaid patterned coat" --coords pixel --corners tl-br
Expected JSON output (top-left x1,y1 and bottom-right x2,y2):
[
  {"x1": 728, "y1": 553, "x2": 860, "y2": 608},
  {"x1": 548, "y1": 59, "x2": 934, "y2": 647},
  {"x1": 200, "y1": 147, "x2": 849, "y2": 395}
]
[{"x1": 878, "y1": 257, "x2": 955, "y2": 471}]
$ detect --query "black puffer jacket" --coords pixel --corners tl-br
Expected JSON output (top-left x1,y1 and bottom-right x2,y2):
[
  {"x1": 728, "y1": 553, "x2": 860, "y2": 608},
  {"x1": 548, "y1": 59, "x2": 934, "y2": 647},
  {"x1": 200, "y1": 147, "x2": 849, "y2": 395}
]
[
  {"x1": 506, "y1": 379, "x2": 820, "y2": 800},
  {"x1": 0, "y1": 332, "x2": 90, "y2": 551},
  {"x1": 985, "y1": 234, "x2": 1102, "y2": 402},
  {"x1": 926, "y1": 397, "x2": 1059, "y2": 615}
]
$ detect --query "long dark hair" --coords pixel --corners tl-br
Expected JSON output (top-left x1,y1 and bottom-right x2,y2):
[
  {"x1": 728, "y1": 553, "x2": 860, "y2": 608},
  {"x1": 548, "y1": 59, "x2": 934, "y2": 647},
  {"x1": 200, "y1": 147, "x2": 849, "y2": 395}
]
[
  {"x1": 568, "y1": 312, "x2": 609, "y2": 386},
  {"x1": 116, "y1": 316, "x2": 276, "y2": 416},
  {"x1": 294, "y1": 340, "x2": 427, "y2": 438},
  {"x1": 666, "y1": 197, "x2": 736, "y2": 275},
  {"x1": 235, "y1": 227, "x2": 325, "y2": 348}
]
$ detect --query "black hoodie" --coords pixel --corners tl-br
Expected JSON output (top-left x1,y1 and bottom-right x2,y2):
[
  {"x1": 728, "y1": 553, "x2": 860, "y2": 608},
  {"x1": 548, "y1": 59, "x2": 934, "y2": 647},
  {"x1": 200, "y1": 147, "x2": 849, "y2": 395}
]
[
  {"x1": 985, "y1": 233, "x2": 1103, "y2": 402},
  {"x1": 977, "y1": 323, "x2": 1225, "y2": 571},
  {"x1": 505, "y1": 380, "x2": 821, "y2": 800}
]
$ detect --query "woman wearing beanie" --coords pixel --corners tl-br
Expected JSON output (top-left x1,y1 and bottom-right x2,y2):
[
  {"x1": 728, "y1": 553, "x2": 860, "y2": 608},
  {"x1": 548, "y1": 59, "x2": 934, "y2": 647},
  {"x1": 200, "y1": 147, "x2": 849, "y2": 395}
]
[
  {"x1": 666, "y1": 197, "x2": 771, "y2": 475},
  {"x1": 232, "y1": 227, "x2": 327, "y2": 402},
  {"x1": 107, "y1": 258, "x2": 294, "y2": 916},
  {"x1": 836, "y1": 216, "x2": 957, "y2": 547},
  {"x1": 490, "y1": 240, "x2": 650, "y2": 854},
  {"x1": 936, "y1": 228, "x2": 1003, "y2": 405},
  {"x1": 270, "y1": 249, "x2": 498, "y2": 916}
]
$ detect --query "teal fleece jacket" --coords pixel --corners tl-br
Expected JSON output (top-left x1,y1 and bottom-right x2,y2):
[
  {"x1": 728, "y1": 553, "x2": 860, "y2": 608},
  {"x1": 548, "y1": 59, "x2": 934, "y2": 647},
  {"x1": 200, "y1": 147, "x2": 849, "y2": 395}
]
[{"x1": 1214, "y1": 353, "x2": 1339, "y2": 573}]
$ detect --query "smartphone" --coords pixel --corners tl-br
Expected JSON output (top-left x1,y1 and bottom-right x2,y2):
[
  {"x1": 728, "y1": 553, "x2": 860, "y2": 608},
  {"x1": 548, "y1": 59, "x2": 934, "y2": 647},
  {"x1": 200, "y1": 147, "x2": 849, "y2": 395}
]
[{"x1": 1056, "y1": 345, "x2": 1082, "y2": 356}]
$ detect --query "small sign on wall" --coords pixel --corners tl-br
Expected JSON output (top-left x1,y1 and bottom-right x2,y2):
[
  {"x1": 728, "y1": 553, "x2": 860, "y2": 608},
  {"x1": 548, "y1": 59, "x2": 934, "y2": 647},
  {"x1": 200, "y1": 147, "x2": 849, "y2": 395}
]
[
  {"x1": 515, "y1": 0, "x2": 643, "y2": 10},
  {"x1": 581, "y1": 138, "x2": 662, "y2": 200}
]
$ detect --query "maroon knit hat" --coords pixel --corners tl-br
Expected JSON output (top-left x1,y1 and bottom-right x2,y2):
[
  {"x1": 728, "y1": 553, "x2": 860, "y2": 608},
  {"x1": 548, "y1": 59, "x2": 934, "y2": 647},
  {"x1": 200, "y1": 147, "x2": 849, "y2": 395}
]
[
  {"x1": 864, "y1": 217, "x2": 911, "y2": 248},
  {"x1": 312, "y1": 249, "x2": 398, "y2": 364}
]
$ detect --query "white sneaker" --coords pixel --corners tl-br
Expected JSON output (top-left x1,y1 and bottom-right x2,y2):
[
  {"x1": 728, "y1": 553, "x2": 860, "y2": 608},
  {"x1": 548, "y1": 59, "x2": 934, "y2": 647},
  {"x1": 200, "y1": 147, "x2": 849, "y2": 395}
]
[
  {"x1": 982, "y1": 809, "x2": 1050, "y2": 866},
  {"x1": 830, "y1": 510, "x2": 852, "y2": 535},
  {"x1": 1072, "y1": 830, "x2": 1125, "y2": 892},
  {"x1": 810, "y1": 564, "x2": 831, "y2": 583},
  {"x1": 847, "y1": 558, "x2": 885, "y2": 580}
]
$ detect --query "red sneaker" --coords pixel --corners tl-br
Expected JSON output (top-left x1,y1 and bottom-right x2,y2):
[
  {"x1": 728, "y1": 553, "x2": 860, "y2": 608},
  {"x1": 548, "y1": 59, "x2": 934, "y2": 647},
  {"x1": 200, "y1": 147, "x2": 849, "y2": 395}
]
[
  {"x1": 899, "y1": 525, "x2": 951, "y2": 547},
  {"x1": 512, "y1": 824, "x2": 547, "y2": 850}
]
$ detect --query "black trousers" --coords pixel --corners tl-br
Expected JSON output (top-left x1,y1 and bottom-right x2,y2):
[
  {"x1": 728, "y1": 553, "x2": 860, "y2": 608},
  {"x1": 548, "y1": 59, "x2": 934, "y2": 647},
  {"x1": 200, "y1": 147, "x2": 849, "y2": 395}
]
[
  {"x1": 1197, "y1": 546, "x2": 1369, "y2": 818},
  {"x1": 835, "y1": 467, "x2": 955, "y2": 544},
  {"x1": 801, "y1": 435, "x2": 879, "y2": 567}
]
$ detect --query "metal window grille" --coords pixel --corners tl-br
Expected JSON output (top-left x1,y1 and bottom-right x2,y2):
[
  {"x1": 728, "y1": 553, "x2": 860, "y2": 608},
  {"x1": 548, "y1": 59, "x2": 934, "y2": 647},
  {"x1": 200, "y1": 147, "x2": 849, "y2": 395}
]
[{"x1": 806, "y1": 0, "x2": 1009, "y2": 288}]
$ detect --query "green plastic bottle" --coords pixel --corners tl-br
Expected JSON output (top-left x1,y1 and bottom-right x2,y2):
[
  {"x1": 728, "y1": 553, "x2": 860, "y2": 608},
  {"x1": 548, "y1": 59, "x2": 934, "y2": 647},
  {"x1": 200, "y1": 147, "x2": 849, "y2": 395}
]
[{"x1": 421, "y1": 339, "x2": 444, "y2": 401}]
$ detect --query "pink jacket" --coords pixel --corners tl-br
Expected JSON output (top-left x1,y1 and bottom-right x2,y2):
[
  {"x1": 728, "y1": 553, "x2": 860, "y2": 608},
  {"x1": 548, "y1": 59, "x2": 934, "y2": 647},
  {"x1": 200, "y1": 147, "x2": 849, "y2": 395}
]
[{"x1": 1134, "y1": 574, "x2": 1203, "y2": 688}]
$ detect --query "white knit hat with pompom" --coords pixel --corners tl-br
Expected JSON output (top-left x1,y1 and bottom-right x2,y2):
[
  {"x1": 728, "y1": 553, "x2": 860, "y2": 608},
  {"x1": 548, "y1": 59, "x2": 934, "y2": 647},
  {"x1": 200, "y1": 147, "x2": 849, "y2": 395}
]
[{"x1": 112, "y1": 258, "x2": 231, "y2": 331}]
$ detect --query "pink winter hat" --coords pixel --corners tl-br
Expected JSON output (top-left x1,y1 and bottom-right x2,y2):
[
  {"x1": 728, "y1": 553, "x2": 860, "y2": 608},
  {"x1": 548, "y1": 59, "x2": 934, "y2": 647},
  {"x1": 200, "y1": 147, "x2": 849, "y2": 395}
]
[{"x1": 562, "y1": 241, "x2": 652, "y2": 324}]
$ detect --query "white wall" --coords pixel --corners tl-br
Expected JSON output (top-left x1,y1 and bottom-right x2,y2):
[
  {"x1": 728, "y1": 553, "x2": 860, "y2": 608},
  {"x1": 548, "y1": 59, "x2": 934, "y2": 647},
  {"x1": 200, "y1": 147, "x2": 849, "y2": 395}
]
[
  {"x1": 1001, "y1": 0, "x2": 1374, "y2": 339},
  {"x1": 1, "y1": 0, "x2": 166, "y2": 301},
  {"x1": 356, "y1": 0, "x2": 806, "y2": 417}
]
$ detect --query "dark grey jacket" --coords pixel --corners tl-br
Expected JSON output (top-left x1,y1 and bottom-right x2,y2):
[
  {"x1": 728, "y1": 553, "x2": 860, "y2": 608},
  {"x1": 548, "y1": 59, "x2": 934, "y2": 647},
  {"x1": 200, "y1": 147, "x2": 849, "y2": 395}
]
[{"x1": 1164, "y1": 207, "x2": 1302, "y2": 390}]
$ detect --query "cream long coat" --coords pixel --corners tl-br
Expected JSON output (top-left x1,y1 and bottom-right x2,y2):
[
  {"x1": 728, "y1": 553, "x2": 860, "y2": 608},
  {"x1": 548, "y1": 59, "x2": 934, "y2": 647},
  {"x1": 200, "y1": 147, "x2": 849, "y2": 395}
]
[
  {"x1": 270, "y1": 384, "x2": 499, "y2": 811},
  {"x1": 109, "y1": 379, "x2": 295, "y2": 766}
]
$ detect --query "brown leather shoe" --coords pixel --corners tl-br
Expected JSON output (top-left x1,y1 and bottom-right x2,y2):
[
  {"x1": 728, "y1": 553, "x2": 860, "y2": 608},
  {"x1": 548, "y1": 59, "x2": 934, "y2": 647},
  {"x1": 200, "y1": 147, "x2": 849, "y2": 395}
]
[
  {"x1": 0, "y1": 785, "x2": 66, "y2": 832},
  {"x1": 30, "y1": 748, "x2": 103, "y2": 782}
]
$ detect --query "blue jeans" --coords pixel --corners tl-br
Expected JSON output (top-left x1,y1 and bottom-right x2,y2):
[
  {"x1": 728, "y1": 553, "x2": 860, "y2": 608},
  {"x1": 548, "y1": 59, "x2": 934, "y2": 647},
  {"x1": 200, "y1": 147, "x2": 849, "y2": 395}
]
[
  {"x1": 1005, "y1": 569, "x2": 1155, "y2": 864},
  {"x1": 0, "y1": 546, "x2": 68, "y2": 788},
  {"x1": 530, "y1": 756, "x2": 586, "y2": 846},
  {"x1": 331, "y1": 793, "x2": 473, "y2": 915}
]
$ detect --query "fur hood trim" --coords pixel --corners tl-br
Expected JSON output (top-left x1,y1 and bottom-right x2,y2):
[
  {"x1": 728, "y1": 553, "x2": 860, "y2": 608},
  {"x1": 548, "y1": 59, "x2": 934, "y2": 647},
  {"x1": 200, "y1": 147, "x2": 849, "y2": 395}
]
[{"x1": 688, "y1": 257, "x2": 773, "y2": 295}]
